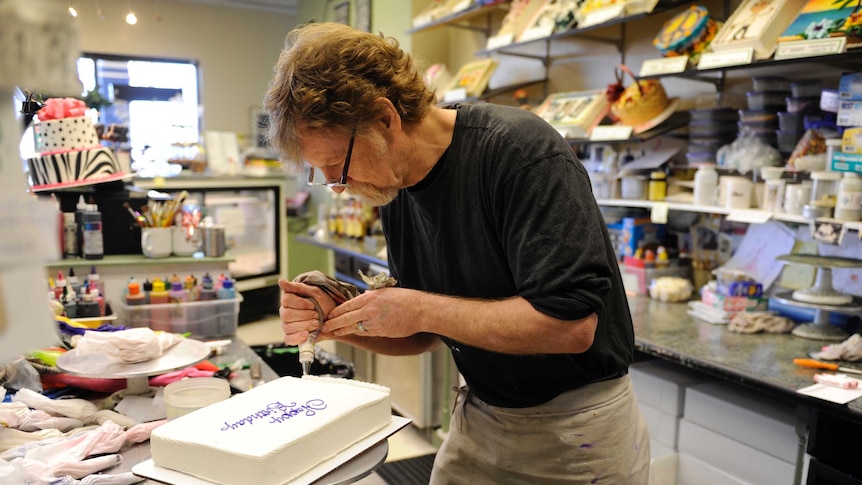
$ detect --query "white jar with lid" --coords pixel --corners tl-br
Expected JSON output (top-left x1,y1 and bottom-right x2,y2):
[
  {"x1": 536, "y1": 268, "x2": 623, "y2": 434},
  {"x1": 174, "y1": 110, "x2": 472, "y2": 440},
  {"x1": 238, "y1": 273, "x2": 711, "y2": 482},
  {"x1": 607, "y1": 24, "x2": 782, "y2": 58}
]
[
  {"x1": 835, "y1": 172, "x2": 862, "y2": 222},
  {"x1": 760, "y1": 166, "x2": 785, "y2": 212},
  {"x1": 809, "y1": 170, "x2": 842, "y2": 208},
  {"x1": 693, "y1": 164, "x2": 718, "y2": 206}
]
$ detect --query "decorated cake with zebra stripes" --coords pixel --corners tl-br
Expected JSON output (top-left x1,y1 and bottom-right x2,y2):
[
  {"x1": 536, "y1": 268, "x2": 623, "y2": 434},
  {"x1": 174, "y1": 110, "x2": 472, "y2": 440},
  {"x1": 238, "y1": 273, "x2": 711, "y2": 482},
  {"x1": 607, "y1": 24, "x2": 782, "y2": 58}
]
[{"x1": 27, "y1": 97, "x2": 125, "y2": 189}]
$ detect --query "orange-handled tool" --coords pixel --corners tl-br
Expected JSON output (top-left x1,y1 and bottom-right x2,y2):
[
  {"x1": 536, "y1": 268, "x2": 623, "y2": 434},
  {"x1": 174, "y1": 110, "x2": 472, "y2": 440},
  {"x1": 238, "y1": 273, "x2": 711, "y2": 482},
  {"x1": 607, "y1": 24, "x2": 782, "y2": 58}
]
[{"x1": 794, "y1": 358, "x2": 862, "y2": 375}]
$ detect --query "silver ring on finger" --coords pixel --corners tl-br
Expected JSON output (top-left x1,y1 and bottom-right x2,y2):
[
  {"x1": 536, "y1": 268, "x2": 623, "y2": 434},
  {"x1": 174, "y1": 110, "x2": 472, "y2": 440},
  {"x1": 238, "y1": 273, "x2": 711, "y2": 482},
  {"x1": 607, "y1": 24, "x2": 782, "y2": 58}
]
[{"x1": 356, "y1": 321, "x2": 367, "y2": 332}]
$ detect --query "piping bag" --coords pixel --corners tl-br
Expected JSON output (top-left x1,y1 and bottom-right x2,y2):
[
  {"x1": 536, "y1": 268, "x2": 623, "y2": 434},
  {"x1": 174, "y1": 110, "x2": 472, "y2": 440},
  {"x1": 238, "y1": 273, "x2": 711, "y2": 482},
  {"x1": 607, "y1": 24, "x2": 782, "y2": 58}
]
[{"x1": 292, "y1": 270, "x2": 397, "y2": 375}]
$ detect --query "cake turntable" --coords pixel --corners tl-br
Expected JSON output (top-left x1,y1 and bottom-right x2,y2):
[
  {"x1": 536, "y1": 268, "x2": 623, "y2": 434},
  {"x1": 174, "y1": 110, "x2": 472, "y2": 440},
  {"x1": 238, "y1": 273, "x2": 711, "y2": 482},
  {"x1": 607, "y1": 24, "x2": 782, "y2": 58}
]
[
  {"x1": 775, "y1": 254, "x2": 862, "y2": 341},
  {"x1": 55, "y1": 338, "x2": 211, "y2": 394}
]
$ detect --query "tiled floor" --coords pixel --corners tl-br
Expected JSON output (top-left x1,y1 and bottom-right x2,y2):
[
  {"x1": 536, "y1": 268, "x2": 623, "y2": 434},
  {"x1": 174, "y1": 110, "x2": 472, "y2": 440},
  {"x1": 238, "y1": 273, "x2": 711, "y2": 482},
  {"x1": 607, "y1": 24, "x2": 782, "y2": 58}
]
[{"x1": 236, "y1": 318, "x2": 439, "y2": 467}]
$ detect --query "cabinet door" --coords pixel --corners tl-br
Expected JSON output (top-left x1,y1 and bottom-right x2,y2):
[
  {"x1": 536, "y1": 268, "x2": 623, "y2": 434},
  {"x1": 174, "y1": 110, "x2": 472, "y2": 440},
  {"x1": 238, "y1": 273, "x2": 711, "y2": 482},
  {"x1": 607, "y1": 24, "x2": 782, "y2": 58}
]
[{"x1": 807, "y1": 409, "x2": 862, "y2": 479}]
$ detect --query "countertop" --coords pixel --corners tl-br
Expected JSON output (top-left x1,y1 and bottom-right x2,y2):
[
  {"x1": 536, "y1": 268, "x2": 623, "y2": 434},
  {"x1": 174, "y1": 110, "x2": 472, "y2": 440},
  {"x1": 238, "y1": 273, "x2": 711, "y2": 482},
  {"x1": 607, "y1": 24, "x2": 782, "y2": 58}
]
[{"x1": 630, "y1": 296, "x2": 862, "y2": 421}]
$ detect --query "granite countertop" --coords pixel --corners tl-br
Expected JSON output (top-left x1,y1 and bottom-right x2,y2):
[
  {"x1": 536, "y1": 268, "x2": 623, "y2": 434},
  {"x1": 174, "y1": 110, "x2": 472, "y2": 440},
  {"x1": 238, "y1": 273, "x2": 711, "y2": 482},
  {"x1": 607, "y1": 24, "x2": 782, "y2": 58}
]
[{"x1": 630, "y1": 296, "x2": 862, "y2": 422}]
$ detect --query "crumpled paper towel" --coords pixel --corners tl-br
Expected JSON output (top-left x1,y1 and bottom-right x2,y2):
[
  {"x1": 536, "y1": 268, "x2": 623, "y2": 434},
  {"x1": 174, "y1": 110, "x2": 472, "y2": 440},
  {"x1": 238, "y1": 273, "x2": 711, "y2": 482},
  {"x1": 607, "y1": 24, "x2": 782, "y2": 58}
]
[
  {"x1": 811, "y1": 333, "x2": 862, "y2": 361},
  {"x1": 74, "y1": 328, "x2": 183, "y2": 364}
]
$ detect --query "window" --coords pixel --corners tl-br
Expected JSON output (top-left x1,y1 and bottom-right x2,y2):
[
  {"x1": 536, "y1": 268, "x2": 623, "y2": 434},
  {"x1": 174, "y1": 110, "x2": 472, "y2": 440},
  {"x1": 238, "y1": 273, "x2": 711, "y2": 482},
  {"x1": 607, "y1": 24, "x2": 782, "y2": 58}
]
[{"x1": 77, "y1": 53, "x2": 201, "y2": 168}]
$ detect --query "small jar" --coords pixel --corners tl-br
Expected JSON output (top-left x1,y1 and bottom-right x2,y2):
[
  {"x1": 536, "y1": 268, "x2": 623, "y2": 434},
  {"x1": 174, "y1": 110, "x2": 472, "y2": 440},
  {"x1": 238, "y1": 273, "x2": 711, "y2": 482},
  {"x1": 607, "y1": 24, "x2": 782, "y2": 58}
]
[
  {"x1": 621, "y1": 175, "x2": 648, "y2": 200},
  {"x1": 648, "y1": 171, "x2": 667, "y2": 201},
  {"x1": 809, "y1": 170, "x2": 842, "y2": 208},
  {"x1": 760, "y1": 166, "x2": 785, "y2": 212},
  {"x1": 693, "y1": 164, "x2": 718, "y2": 206},
  {"x1": 834, "y1": 172, "x2": 862, "y2": 222}
]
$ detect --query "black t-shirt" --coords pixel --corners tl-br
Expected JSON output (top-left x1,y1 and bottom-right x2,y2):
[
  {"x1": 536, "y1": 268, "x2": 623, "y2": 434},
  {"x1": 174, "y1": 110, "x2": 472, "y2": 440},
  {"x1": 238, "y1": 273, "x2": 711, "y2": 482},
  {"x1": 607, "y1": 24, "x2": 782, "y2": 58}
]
[{"x1": 381, "y1": 103, "x2": 634, "y2": 408}]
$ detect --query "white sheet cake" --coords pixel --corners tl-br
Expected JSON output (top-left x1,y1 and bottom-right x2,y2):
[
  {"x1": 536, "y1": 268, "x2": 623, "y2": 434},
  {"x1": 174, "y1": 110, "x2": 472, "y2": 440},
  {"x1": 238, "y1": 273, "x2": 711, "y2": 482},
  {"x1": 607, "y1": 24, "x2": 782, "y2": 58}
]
[{"x1": 150, "y1": 375, "x2": 392, "y2": 485}]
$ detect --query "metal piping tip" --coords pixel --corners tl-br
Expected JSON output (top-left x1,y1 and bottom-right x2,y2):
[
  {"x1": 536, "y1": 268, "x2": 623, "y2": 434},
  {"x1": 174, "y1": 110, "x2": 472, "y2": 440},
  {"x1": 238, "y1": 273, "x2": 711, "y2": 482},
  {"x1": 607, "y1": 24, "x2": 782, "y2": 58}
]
[{"x1": 301, "y1": 361, "x2": 311, "y2": 376}]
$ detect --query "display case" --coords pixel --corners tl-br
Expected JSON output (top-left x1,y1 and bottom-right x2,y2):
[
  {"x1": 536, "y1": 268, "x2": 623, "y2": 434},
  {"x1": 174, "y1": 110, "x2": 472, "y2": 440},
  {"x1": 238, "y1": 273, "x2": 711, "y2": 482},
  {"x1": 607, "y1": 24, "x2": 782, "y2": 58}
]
[{"x1": 134, "y1": 175, "x2": 289, "y2": 323}]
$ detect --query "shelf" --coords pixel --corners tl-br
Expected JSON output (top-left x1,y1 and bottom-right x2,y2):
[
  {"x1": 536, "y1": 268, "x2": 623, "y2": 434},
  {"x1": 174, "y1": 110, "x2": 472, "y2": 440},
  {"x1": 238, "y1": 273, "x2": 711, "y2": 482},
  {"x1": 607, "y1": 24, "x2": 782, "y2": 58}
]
[
  {"x1": 596, "y1": 198, "x2": 811, "y2": 224},
  {"x1": 407, "y1": 1, "x2": 510, "y2": 35},
  {"x1": 478, "y1": 0, "x2": 693, "y2": 57},
  {"x1": 46, "y1": 253, "x2": 235, "y2": 269},
  {"x1": 640, "y1": 49, "x2": 862, "y2": 82},
  {"x1": 441, "y1": 78, "x2": 548, "y2": 105},
  {"x1": 566, "y1": 111, "x2": 689, "y2": 145}
]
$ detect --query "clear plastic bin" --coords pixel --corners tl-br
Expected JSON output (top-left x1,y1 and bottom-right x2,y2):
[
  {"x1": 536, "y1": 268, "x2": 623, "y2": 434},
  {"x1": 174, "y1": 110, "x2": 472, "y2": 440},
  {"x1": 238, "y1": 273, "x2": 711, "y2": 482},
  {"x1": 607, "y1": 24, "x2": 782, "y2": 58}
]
[{"x1": 117, "y1": 295, "x2": 243, "y2": 339}]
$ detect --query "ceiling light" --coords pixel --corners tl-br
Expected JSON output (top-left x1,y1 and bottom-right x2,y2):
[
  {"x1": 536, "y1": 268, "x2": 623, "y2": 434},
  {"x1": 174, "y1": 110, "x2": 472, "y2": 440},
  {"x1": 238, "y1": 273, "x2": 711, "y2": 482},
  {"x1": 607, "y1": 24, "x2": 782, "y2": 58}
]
[
  {"x1": 68, "y1": 1, "x2": 77, "y2": 17},
  {"x1": 126, "y1": 0, "x2": 137, "y2": 25}
]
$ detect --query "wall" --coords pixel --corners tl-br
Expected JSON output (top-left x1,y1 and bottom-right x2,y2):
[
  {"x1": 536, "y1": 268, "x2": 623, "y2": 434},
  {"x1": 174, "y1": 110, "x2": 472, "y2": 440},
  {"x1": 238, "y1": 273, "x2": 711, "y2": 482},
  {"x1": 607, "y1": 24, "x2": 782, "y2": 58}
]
[{"x1": 54, "y1": 0, "x2": 297, "y2": 139}]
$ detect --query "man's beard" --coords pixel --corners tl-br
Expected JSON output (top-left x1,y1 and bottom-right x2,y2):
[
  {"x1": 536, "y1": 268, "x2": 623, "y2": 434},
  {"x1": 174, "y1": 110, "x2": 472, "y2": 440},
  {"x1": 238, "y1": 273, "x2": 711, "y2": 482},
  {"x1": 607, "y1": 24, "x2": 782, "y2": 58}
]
[{"x1": 348, "y1": 182, "x2": 398, "y2": 206}]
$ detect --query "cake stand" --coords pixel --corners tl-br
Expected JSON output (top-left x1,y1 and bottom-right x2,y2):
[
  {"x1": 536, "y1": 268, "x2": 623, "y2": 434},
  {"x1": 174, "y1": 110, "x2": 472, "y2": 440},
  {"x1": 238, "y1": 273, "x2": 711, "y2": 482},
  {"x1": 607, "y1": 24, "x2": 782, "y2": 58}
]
[
  {"x1": 56, "y1": 338, "x2": 211, "y2": 395},
  {"x1": 776, "y1": 254, "x2": 862, "y2": 341}
]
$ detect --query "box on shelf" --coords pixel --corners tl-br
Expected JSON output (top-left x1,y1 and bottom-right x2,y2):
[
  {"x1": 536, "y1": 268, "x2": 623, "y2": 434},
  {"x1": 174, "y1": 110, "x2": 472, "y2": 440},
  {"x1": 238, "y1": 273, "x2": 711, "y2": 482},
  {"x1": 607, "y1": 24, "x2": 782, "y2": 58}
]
[
  {"x1": 610, "y1": 217, "x2": 666, "y2": 259},
  {"x1": 117, "y1": 295, "x2": 243, "y2": 339},
  {"x1": 839, "y1": 72, "x2": 862, "y2": 101},
  {"x1": 830, "y1": 150, "x2": 862, "y2": 173},
  {"x1": 621, "y1": 264, "x2": 691, "y2": 296},
  {"x1": 700, "y1": 286, "x2": 768, "y2": 312}
]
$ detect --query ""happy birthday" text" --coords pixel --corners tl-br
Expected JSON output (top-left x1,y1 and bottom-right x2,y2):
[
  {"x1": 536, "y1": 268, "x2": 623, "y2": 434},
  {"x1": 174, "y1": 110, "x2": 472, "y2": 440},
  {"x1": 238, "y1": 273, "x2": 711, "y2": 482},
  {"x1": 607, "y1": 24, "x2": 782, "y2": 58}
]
[{"x1": 220, "y1": 400, "x2": 327, "y2": 431}]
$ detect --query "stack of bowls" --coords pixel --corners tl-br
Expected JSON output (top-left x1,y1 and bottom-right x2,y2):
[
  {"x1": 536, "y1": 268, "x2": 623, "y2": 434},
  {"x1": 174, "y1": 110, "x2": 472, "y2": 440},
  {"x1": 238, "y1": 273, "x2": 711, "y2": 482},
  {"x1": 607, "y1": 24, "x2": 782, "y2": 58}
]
[
  {"x1": 740, "y1": 76, "x2": 790, "y2": 149},
  {"x1": 687, "y1": 108, "x2": 738, "y2": 165}
]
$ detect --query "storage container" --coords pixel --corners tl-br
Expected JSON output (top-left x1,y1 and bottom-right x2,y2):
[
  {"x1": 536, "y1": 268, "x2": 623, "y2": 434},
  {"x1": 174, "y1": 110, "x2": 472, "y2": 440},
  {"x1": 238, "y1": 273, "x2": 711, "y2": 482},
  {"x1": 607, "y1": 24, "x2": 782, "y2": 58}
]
[
  {"x1": 689, "y1": 120, "x2": 737, "y2": 137},
  {"x1": 790, "y1": 80, "x2": 822, "y2": 98},
  {"x1": 164, "y1": 378, "x2": 230, "y2": 419},
  {"x1": 738, "y1": 120, "x2": 777, "y2": 136},
  {"x1": 776, "y1": 129, "x2": 803, "y2": 152},
  {"x1": 746, "y1": 91, "x2": 790, "y2": 110},
  {"x1": 690, "y1": 108, "x2": 740, "y2": 122},
  {"x1": 738, "y1": 109, "x2": 777, "y2": 123},
  {"x1": 786, "y1": 96, "x2": 818, "y2": 114},
  {"x1": 777, "y1": 111, "x2": 804, "y2": 131},
  {"x1": 752, "y1": 76, "x2": 791, "y2": 93},
  {"x1": 117, "y1": 294, "x2": 243, "y2": 339}
]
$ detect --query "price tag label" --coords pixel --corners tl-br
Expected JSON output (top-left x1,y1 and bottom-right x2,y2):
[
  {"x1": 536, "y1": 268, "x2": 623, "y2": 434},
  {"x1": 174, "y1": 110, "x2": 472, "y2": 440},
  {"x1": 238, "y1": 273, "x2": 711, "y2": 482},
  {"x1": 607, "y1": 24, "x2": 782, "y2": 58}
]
[
  {"x1": 639, "y1": 57, "x2": 689, "y2": 77},
  {"x1": 443, "y1": 88, "x2": 468, "y2": 104},
  {"x1": 486, "y1": 34, "x2": 514, "y2": 51},
  {"x1": 651, "y1": 202, "x2": 669, "y2": 224},
  {"x1": 450, "y1": 0, "x2": 473, "y2": 13},
  {"x1": 590, "y1": 125, "x2": 632, "y2": 141},
  {"x1": 580, "y1": 4, "x2": 625, "y2": 28},
  {"x1": 412, "y1": 14, "x2": 433, "y2": 28},
  {"x1": 697, "y1": 48, "x2": 754, "y2": 70},
  {"x1": 726, "y1": 209, "x2": 772, "y2": 224},
  {"x1": 774, "y1": 37, "x2": 846, "y2": 60}
]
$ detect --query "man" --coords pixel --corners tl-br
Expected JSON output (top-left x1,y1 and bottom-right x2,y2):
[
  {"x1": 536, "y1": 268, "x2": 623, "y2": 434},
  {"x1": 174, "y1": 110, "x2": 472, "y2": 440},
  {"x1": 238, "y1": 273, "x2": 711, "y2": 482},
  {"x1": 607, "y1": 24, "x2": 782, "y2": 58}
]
[{"x1": 267, "y1": 22, "x2": 649, "y2": 484}]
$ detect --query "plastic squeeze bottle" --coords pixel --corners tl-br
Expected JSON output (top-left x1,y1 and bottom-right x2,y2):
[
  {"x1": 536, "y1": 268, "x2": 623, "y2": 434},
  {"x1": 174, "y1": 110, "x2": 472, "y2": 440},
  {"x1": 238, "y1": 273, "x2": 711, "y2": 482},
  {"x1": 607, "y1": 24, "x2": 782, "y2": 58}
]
[
  {"x1": 168, "y1": 280, "x2": 190, "y2": 335},
  {"x1": 216, "y1": 278, "x2": 237, "y2": 336},
  {"x1": 148, "y1": 278, "x2": 171, "y2": 332},
  {"x1": 197, "y1": 273, "x2": 219, "y2": 337}
]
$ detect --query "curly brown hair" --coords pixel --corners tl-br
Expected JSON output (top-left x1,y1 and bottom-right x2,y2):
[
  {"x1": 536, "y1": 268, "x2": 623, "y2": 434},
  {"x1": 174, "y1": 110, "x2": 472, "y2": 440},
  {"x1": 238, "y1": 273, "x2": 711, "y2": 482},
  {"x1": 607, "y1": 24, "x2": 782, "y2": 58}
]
[{"x1": 264, "y1": 23, "x2": 436, "y2": 167}]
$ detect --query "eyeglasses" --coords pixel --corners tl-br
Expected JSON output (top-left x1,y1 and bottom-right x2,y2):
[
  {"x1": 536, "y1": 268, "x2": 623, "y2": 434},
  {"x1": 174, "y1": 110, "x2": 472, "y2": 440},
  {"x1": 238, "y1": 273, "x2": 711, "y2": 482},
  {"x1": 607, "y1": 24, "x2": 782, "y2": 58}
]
[{"x1": 304, "y1": 129, "x2": 356, "y2": 188}]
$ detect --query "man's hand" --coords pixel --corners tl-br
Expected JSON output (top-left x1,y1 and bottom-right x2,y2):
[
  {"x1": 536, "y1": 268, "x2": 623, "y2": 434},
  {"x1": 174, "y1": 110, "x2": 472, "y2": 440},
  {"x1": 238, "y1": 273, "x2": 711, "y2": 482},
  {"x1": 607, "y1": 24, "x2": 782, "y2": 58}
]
[
  {"x1": 323, "y1": 287, "x2": 422, "y2": 339},
  {"x1": 277, "y1": 278, "x2": 338, "y2": 345}
]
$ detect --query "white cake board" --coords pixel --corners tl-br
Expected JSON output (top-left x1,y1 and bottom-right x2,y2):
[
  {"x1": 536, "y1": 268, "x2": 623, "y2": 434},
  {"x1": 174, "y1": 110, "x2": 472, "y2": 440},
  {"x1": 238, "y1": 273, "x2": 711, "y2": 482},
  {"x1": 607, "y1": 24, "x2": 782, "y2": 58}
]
[{"x1": 132, "y1": 415, "x2": 412, "y2": 485}]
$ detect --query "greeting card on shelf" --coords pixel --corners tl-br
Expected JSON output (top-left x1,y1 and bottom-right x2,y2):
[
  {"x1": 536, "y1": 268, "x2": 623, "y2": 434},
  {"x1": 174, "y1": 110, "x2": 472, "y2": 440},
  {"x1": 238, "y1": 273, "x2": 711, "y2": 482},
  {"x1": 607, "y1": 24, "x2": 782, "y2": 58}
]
[
  {"x1": 576, "y1": 0, "x2": 658, "y2": 28},
  {"x1": 709, "y1": 0, "x2": 807, "y2": 59},
  {"x1": 517, "y1": 0, "x2": 566, "y2": 42},
  {"x1": 412, "y1": 0, "x2": 450, "y2": 28},
  {"x1": 533, "y1": 89, "x2": 609, "y2": 139},
  {"x1": 487, "y1": 0, "x2": 550, "y2": 49},
  {"x1": 443, "y1": 58, "x2": 499, "y2": 99},
  {"x1": 777, "y1": 0, "x2": 862, "y2": 50}
]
